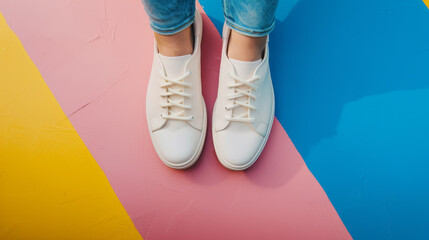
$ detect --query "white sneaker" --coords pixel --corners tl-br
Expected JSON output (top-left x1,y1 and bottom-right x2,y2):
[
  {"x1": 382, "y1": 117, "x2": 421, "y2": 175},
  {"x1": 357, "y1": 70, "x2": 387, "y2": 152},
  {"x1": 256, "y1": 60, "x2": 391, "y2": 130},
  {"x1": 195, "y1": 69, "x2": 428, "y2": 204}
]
[
  {"x1": 212, "y1": 24, "x2": 275, "y2": 171},
  {"x1": 146, "y1": 11, "x2": 206, "y2": 169}
]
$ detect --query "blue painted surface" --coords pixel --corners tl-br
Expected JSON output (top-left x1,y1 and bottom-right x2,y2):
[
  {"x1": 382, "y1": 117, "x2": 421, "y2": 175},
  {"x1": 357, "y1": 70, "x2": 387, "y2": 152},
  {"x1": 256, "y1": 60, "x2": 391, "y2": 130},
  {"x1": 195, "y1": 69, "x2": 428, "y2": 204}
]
[{"x1": 200, "y1": 0, "x2": 429, "y2": 239}]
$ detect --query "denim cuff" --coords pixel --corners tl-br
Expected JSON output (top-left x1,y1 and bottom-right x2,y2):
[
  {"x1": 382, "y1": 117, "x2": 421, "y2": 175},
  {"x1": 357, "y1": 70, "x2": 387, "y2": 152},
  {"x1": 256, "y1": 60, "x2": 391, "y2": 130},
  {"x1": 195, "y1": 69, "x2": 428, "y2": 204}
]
[
  {"x1": 225, "y1": 18, "x2": 276, "y2": 37},
  {"x1": 150, "y1": 13, "x2": 195, "y2": 36}
]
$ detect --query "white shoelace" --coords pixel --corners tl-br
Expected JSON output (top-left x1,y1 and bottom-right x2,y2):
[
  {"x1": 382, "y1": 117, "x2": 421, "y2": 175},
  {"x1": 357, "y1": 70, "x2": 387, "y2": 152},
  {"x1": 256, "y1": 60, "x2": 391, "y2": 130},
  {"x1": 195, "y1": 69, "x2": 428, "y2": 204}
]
[
  {"x1": 225, "y1": 72, "x2": 260, "y2": 123},
  {"x1": 159, "y1": 70, "x2": 194, "y2": 121}
]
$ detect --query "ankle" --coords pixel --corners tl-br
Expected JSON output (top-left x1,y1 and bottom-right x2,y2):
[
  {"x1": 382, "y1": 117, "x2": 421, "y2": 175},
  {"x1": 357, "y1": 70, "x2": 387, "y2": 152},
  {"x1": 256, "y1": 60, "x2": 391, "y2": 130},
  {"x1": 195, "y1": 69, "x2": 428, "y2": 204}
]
[
  {"x1": 227, "y1": 30, "x2": 266, "y2": 61},
  {"x1": 155, "y1": 25, "x2": 194, "y2": 56}
]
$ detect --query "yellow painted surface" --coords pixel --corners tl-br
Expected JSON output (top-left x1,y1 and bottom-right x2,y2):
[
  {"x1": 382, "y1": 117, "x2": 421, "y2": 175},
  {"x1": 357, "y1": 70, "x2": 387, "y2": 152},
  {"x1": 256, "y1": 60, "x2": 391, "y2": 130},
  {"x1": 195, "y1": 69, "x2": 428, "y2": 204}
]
[
  {"x1": 0, "y1": 12, "x2": 142, "y2": 240},
  {"x1": 425, "y1": 0, "x2": 429, "y2": 9}
]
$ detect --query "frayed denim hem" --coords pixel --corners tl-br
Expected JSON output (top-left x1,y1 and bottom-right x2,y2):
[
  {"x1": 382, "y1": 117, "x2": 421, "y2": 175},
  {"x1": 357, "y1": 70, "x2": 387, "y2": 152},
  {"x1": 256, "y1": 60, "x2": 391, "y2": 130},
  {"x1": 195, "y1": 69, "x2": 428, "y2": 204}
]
[{"x1": 150, "y1": 14, "x2": 195, "y2": 36}]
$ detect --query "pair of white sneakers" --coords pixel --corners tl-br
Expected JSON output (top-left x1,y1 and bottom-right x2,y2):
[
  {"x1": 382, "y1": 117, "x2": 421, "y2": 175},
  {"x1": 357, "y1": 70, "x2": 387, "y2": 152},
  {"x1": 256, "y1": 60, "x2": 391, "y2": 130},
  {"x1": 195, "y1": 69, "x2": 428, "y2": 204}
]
[{"x1": 146, "y1": 11, "x2": 275, "y2": 170}]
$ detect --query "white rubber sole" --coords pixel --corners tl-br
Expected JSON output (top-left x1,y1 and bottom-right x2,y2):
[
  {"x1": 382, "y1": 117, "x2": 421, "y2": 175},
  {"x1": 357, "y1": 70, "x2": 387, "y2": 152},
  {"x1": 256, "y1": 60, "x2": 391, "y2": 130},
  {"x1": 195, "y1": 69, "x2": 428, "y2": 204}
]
[
  {"x1": 212, "y1": 89, "x2": 275, "y2": 171},
  {"x1": 147, "y1": 101, "x2": 207, "y2": 170}
]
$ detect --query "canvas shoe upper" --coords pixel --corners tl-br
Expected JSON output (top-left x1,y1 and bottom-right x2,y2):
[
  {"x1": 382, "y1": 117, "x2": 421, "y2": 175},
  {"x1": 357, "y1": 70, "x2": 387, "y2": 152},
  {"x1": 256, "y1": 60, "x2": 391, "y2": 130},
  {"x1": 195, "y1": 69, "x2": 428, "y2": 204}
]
[
  {"x1": 146, "y1": 10, "x2": 206, "y2": 169},
  {"x1": 212, "y1": 24, "x2": 275, "y2": 170}
]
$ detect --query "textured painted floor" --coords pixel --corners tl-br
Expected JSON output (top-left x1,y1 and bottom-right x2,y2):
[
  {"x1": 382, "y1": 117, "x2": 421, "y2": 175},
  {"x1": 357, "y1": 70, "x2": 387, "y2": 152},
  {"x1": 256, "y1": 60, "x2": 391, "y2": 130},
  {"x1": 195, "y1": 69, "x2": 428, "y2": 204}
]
[
  {"x1": 0, "y1": 12, "x2": 142, "y2": 240},
  {"x1": 1, "y1": 0, "x2": 429, "y2": 239},
  {"x1": 200, "y1": 0, "x2": 429, "y2": 239}
]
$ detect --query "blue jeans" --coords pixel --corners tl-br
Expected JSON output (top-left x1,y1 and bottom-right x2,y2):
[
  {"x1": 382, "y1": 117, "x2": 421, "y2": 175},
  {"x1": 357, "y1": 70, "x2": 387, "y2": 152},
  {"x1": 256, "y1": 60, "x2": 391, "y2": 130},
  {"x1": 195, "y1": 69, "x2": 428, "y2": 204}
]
[{"x1": 142, "y1": 0, "x2": 279, "y2": 37}]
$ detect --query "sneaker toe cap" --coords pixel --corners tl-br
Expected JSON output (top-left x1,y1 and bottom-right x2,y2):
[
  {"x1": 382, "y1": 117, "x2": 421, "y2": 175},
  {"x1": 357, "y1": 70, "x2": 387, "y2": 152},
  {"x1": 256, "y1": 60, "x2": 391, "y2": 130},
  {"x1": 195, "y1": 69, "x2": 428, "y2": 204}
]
[
  {"x1": 215, "y1": 124, "x2": 264, "y2": 170},
  {"x1": 152, "y1": 121, "x2": 203, "y2": 168}
]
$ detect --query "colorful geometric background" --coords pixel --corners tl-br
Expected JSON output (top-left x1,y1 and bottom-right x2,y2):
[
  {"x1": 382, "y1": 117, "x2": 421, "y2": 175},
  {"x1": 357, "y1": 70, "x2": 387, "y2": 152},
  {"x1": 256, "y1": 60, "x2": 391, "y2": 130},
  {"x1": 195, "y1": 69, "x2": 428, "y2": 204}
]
[{"x1": 1, "y1": 0, "x2": 428, "y2": 239}]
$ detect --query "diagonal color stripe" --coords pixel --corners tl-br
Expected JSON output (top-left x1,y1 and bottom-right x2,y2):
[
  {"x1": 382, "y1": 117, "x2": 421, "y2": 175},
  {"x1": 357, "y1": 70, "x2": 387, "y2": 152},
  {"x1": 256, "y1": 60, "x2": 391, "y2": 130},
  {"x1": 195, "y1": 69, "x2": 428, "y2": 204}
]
[
  {"x1": 0, "y1": 1, "x2": 351, "y2": 239},
  {"x1": 0, "y1": 12, "x2": 142, "y2": 240},
  {"x1": 201, "y1": 0, "x2": 429, "y2": 239}
]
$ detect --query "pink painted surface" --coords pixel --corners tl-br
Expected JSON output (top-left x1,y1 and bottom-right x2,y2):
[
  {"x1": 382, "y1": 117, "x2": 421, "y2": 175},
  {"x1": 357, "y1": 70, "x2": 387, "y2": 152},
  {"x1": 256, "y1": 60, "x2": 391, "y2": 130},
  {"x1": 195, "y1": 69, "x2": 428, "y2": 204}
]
[{"x1": 0, "y1": 0, "x2": 351, "y2": 239}]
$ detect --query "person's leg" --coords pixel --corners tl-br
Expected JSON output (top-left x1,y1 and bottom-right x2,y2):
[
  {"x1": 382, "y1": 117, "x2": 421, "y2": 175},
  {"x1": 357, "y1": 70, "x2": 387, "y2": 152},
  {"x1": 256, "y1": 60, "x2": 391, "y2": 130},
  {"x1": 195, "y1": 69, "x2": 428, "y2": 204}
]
[
  {"x1": 228, "y1": 31, "x2": 267, "y2": 61},
  {"x1": 142, "y1": 0, "x2": 195, "y2": 56},
  {"x1": 143, "y1": 1, "x2": 207, "y2": 169},
  {"x1": 223, "y1": 0, "x2": 279, "y2": 61},
  {"x1": 155, "y1": 27, "x2": 194, "y2": 56}
]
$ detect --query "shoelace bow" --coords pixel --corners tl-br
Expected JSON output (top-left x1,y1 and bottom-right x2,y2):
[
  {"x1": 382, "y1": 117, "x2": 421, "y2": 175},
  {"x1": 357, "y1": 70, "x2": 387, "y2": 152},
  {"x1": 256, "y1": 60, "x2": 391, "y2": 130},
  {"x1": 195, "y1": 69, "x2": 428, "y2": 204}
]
[
  {"x1": 159, "y1": 70, "x2": 194, "y2": 121},
  {"x1": 225, "y1": 72, "x2": 260, "y2": 123}
]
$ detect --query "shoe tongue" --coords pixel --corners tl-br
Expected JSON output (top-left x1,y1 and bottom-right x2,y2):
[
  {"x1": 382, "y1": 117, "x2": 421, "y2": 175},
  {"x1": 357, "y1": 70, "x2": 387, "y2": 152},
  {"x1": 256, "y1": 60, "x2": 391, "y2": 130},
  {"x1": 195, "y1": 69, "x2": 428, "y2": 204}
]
[
  {"x1": 229, "y1": 58, "x2": 262, "y2": 120},
  {"x1": 229, "y1": 58, "x2": 261, "y2": 79},
  {"x1": 159, "y1": 54, "x2": 192, "y2": 118},
  {"x1": 159, "y1": 54, "x2": 191, "y2": 78}
]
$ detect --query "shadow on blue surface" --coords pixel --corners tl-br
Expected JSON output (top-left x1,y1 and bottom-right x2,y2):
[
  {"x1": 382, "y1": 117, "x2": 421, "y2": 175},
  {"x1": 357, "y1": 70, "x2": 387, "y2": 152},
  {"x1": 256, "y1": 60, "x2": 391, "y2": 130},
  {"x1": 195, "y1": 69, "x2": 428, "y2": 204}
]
[{"x1": 200, "y1": 0, "x2": 429, "y2": 239}]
